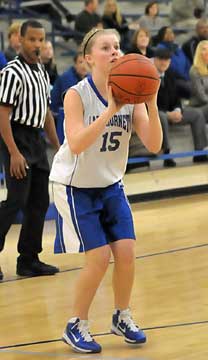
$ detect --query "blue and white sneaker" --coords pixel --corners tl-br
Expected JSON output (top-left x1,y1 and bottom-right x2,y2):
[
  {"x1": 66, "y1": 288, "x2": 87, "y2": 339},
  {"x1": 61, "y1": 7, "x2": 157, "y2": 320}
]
[
  {"x1": 62, "y1": 317, "x2": 102, "y2": 353},
  {"x1": 111, "y1": 309, "x2": 147, "y2": 344}
]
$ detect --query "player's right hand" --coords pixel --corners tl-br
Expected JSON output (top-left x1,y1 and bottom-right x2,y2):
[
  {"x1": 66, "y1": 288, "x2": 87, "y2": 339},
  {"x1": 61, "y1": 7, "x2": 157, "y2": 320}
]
[
  {"x1": 107, "y1": 86, "x2": 124, "y2": 114},
  {"x1": 10, "y1": 151, "x2": 29, "y2": 179}
]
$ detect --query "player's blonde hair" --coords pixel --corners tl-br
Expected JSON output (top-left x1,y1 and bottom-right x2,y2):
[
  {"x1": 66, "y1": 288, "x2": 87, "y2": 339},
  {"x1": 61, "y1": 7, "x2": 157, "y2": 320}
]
[
  {"x1": 193, "y1": 40, "x2": 208, "y2": 75},
  {"x1": 81, "y1": 28, "x2": 120, "y2": 57}
]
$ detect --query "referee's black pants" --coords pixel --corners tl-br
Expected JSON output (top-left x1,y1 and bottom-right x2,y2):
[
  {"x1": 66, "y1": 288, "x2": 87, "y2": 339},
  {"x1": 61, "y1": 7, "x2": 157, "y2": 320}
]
[{"x1": 0, "y1": 148, "x2": 49, "y2": 257}]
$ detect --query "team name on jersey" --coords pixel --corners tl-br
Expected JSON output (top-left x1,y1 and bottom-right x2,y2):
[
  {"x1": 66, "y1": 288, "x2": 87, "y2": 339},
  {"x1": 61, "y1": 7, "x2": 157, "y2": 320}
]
[{"x1": 88, "y1": 114, "x2": 131, "y2": 132}]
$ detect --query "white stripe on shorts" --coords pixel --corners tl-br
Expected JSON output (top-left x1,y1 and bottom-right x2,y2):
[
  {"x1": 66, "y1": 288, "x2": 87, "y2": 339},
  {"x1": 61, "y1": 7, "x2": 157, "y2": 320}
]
[{"x1": 52, "y1": 182, "x2": 81, "y2": 253}]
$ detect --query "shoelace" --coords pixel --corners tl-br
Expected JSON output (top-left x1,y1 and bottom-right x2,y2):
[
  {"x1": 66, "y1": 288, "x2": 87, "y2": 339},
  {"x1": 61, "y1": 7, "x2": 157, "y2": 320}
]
[
  {"x1": 78, "y1": 320, "x2": 93, "y2": 342},
  {"x1": 120, "y1": 310, "x2": 139, "y2": 332}
]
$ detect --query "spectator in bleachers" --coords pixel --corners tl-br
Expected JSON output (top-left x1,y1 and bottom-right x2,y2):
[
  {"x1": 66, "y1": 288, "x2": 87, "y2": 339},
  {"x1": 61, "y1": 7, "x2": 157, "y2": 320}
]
[
  {"x1": 75, "y1": 0, "x2": 103, "y2": 44},
  {"x1": 51, "y1": 51, "x2": 88, "y2": 118},
  {"x1": 4, "y1": 22, "x2": 21, "y2": 61},
  {"x1": 189, "y1": 40, "x2": 208, "y2": 107},
  {"x1": 153, "y1": 26, "x2": 191, "y2": 99},
  {"x1": 102, "y1": 0, "x2": 130, "y2": 52},
  {"x1": 182, "y1": 18, "x2": 208, "y2": 64},
  {"x1": 154, "y1": 47, "x2": 208, "y2": 165},
  {"x1": 126, "y1": 28, "x2": 154, "y2": 57},
  {"x1": 189, "y1": 40, "x2": 208, "y2": 157},
  {"x1": 137, "y1": 1, "x2": 169, "y2": 37},
  {"x1": 40, "y1": 40, "x2": 58, "y2": 86}
]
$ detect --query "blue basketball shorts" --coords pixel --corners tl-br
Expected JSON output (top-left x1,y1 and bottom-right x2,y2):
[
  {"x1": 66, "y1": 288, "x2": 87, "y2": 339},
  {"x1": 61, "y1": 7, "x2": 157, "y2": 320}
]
[{"x1": 52, "y1": 181, "x2": 136, "y2": 253}]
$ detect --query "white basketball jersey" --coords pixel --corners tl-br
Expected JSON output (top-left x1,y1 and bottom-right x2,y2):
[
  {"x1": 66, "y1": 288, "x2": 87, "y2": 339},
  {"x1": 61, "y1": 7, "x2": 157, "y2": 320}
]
[{"x1": 50, "y1": 76, "x2": 134, "y2": 188}]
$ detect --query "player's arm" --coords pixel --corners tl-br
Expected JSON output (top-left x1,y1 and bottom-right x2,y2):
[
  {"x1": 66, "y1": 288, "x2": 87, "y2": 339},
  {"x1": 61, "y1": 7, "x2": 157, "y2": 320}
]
[
  {"x1": 64, "y1": 87, "x2": 122, "y2": 154},
  {"x1": 132, "y1": 94, "x2": 163, "y2": 154},
  {"x1": 0, "y1": 105, "x2": 28, "y2": 178}
]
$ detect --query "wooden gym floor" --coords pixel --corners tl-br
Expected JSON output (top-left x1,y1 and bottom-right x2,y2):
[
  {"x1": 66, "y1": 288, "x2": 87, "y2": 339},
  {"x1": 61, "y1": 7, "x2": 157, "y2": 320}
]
[{"x1": 0, "y1": 164, "x2": 208, "y2": 360}]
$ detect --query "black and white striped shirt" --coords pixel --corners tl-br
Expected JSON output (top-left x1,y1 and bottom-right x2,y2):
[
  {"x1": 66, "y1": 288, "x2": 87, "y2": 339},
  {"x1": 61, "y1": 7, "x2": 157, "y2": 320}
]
[{"x1": 0, "y1": 55, "x2": 50, "y2": 128}]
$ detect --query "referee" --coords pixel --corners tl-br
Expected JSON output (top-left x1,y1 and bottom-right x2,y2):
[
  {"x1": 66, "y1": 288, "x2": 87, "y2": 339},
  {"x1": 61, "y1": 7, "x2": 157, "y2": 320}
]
[{"x1": 0, "y1": 20, "x2": 60, "y2": 280}]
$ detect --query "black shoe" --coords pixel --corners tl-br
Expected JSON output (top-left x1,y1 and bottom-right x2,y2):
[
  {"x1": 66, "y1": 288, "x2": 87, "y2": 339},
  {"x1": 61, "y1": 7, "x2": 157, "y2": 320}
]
[
  {"x1": 16, "y1": 256, "x2": 59, "y2": 277},
  {"x1": 163, "y1": 159, "x2": 176, "y2": 168},
  {"x1": 0, "y1": 267, "x2": 3, "y2": 281},
  {"x1": 193, "y1": 155, "x2": 208, "y2": 163}
]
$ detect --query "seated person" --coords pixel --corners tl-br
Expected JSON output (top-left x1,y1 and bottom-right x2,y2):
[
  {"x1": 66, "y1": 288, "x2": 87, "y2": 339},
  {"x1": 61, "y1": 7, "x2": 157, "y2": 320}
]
[
  {"x1": 154, "y1": 47, "x2": 208, "y2": 165},
  {"x1": 126, "y1": 28, "x2": 154, "y2": 58},
  {"x1": 138, "y1": 1, "x2": 169, "y2": 37},
  {"x1": 189, "y1": 40, "x2": 208, "y2": 160},
  {"x1": 102, "y1": 0, "x2": 131, "y2": 52},
  {"x1": 153, "y1": 26, "x2": 191, "y2": 99},
  {"x1": 4, "y1": 22, "x2": 21, "y2": 61},
  {"x1": 182, "y1": 18, "x2": 208, "y2": 64},
  {"x1": 75, "y1": 0, "x2": 103, "y2": 44},
  {"x1": 50, "y1": 52, "x2": 88, "y2": 117},
  {"x1": 40, "y1": 40, "x2": 58, "y2": 86}
]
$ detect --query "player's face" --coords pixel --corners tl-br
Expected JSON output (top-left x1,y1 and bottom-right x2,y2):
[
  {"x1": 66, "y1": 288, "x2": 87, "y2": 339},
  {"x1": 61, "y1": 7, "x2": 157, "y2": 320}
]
[
  {"x1": 20, "y1": 26, "x2": 45, "y2": 64},
  {"x1": 87, "y1": 34, "x2": 120, "y2": 73}
]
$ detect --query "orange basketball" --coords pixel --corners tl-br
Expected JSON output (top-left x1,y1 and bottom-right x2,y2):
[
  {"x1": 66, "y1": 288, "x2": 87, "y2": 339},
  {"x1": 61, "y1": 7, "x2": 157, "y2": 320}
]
[{"x1": 108, "y1": 53, "x2": 159, "y2": 104}]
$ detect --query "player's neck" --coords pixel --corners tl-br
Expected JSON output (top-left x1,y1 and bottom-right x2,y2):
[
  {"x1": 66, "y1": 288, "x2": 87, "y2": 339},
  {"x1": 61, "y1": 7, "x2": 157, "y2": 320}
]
[{"x1": 91, "y1": 74, "x2": 108, "y2": 98}]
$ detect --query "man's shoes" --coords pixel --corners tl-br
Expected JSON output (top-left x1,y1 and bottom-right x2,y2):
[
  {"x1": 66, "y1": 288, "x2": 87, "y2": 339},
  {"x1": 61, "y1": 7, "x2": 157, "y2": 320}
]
[
  {"x1": 163, "y1": 158, "x2": 176, "y2": 168},
  {"x1": 193, "y1": 155, "x2": 208, "y2": 163},
  {"x1": 0, "y1": 267, "x2": 3, "y2": 281},
  {"x1": 16, "y1": 256, "x2": 59, "y2": 277},
  {"x1": 62, "y1": 317, "x2": 102, "y2": 353},
  {"x1": 111, "y1": 309, "x2": 146, "y2": 344}
]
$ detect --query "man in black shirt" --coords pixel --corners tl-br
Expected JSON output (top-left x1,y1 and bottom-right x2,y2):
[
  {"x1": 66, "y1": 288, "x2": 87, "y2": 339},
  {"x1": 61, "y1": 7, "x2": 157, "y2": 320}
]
[
  {"x1": 75, "y1": 0, "x2": 103, "y2": 44},
  {"x1": 182, "y1": 18, "x2": 208, "y2": 64},
  {"x1": 0, "y1": 20, "x2": 60, "y2": 280}
]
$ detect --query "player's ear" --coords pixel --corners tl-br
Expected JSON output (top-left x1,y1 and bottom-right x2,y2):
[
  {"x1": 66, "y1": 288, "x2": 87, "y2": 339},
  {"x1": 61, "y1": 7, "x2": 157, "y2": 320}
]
[{"x1": 85, "y1": 54, "x2": 92, "y2": 66}]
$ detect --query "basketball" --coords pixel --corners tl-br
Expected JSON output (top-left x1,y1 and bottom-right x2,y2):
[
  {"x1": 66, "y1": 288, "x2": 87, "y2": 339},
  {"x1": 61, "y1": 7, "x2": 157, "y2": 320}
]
[{"x1": 108, "y1": 53, "x2": 160, "y2": 104}]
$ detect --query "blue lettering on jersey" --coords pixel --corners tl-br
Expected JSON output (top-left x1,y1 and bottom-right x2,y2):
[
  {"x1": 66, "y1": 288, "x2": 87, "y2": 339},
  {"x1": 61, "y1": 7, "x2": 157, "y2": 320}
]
[{"x1": 88, "y1": 114, "x2": 131, "y2": 132}]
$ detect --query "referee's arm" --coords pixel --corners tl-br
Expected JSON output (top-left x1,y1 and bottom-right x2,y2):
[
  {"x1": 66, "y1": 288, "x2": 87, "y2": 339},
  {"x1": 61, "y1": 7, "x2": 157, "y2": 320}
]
[
  {"x1": 0, "y1": 104, "x2": 28, "y2": 178},
  {"x1": 44, "y1": 108, "x2": 60, "y2": 151}
]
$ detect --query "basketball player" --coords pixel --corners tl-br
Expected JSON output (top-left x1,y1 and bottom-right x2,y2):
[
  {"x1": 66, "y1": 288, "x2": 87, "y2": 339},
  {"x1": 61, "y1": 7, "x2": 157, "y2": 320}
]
[{"x1": 50, "y1": 28, "x2": 162, "y2": 353}]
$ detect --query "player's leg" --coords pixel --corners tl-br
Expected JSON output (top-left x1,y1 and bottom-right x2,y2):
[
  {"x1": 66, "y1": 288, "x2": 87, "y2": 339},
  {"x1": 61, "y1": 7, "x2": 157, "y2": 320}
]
[
  {"x1": 53, "y1": 183, "x2": 111, "y2": 353},
  {"x1": 102, "y1": 181, "x2": 146, "y2": 344},
  {"x1": 63, "y1": 245, "x2": 111, "y2": 353},
  {"x1": 110, "y1": 239, "x2": 146, "y2": 344},
  {"x1": 110, "y1": 239, "x2": 135, "y2": 311}
]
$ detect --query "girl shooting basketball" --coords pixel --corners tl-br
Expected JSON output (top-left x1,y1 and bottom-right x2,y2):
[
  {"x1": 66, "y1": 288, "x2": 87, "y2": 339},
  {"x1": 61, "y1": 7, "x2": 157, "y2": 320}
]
[{"x1": 50, "y1": 28, "x2": 162, "y2": 353}]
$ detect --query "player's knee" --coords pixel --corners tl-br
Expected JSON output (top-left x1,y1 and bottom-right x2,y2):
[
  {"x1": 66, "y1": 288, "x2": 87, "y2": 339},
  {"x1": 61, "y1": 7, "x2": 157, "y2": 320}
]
[
  {"x1": 88, "y1": 246, "x2": 111, "y2": 273},
  {"x1": 115, "y1": 242, "x2": 135, "y2": 266}
]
